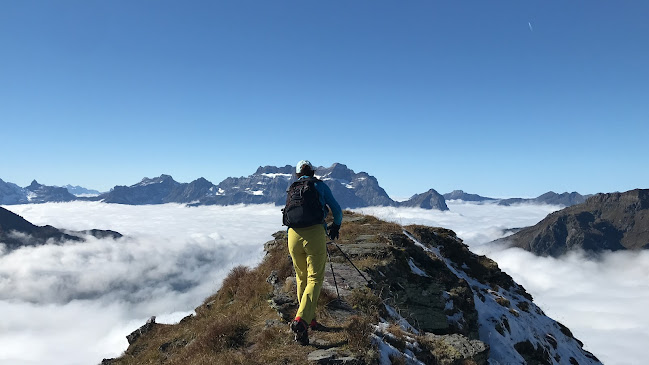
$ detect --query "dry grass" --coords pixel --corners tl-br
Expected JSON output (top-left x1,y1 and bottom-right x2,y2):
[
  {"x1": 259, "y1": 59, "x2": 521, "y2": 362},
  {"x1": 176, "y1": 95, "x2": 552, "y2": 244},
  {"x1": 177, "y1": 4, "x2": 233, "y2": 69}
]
[
  {"x1": 345, "y1": 315, "x2": 373, "y2": 353},
  {"x1": 352, "y1": 256, "x2": 384, "y2": 270},
  {"x1": 389, "y1": 354, "x2": 407, "y2": 365},
  {"x1": 348, "y1": 287, "x2": 382, "y2": 319},
  {"x1": 386, "y1": 324, "x2": 407, "y2": 351},
  {"x1": 111, "y1": 235, "x2": 310, "y2": 365}
]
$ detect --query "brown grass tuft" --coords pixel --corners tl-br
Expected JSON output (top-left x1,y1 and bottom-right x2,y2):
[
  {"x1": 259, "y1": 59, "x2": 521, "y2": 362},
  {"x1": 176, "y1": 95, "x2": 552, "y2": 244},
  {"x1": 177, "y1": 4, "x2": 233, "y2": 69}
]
[
  {"x1": 346, "y1": 315, "x2": 373, "y2": 353},
  {"x1": 203, "y1": 318, "x2": 249, "y2": 352},
  {"x1": 348, "y1": 287, "x2": 382, "y2": 318}
]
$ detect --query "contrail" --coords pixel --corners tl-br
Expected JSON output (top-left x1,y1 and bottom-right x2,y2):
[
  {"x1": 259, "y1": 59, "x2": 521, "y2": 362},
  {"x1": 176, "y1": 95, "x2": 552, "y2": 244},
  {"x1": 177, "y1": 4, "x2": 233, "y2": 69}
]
[{"x1": 528, "y1": 22, "x2": 533, "y2": 32}]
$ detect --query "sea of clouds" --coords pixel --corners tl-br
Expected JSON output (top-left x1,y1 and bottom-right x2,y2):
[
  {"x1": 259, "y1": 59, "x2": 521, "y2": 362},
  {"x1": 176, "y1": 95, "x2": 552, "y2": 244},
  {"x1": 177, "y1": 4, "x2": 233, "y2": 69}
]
[
  {"x1": 0, "y1": 202, "x2": 284, "y2": 365},
  {"x1": 1, "y1": 201, "x2": 646, "y2": 364}
]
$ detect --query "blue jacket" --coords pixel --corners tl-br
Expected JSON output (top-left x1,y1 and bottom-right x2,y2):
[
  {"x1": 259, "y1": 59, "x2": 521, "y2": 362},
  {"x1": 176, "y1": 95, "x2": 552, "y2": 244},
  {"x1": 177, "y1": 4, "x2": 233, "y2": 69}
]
[{"x1": 298, "y1": 176, "x2": 343, "y2": 226}]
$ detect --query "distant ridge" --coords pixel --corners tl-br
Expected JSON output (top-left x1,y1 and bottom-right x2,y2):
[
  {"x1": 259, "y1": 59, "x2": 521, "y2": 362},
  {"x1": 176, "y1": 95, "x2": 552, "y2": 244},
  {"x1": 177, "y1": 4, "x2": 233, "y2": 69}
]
[
  {"x1": 0, "y1": 166, "x2": 593, "y2": 211},
  {"x1": 0, "y1": 206, "x2": 122, "y2": 251},
  {"x1": 498, "y1": 191, "x2": 588, "y2": 207},
  {"x1": 443, "y1": 190, "x2": 496, "y2": 202},
  {"x1": 494, "y1": 189, "x2": 649, "y2": 257}
]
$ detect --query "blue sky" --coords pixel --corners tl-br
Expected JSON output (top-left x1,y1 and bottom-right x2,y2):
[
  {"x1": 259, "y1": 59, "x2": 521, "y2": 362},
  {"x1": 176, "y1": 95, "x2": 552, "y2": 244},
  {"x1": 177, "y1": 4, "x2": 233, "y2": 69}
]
[{"x1": 1, "y1": 1, "x2": 647, "y2": 198}]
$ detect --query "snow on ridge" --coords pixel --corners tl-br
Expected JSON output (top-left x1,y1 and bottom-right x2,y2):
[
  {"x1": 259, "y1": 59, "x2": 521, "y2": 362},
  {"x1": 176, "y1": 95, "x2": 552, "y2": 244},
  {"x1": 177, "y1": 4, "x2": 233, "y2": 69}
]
[
  {"x1": 402, "y1": 230, "x2": 601, "y2": 365},
  {"x1": 320, "y1": 177, "x2": 354, "y2": 189},
  {"x1": 136, "y1": 179, "x2": 162, "y2": 187},
  {"x1": 407, "y1": 258, "x2": 429, "y2": 277},
  {"x1": 244, "y1": 188, "x2": 264, "y2": 196},
  {"x1": 261, "y1": 173, "x2": 292, "y2": 179}
]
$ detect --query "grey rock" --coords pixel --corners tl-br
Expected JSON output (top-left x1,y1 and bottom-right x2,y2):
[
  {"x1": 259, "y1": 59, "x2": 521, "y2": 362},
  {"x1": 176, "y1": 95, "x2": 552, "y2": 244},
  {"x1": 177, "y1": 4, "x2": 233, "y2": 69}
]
[
  {"x1": 423, "y1": 333, "x2": 489, "y2": 365},
  {"x1": 308, "y1": 348, "x2": 358, "y2": 364},
  {"x1": 126, "y1": 316, "x2": 156, "y2": 345}
]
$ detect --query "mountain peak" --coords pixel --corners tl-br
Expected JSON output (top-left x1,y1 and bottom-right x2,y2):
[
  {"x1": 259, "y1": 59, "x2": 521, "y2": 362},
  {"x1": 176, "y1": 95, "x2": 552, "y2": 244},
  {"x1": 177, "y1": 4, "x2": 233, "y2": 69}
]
[
  {"x1": 28, "y1": 180, "x2": 41, "y2": 189},
  {"x1": 401, "y1": 188, "x2": 449, "y2": 210}
]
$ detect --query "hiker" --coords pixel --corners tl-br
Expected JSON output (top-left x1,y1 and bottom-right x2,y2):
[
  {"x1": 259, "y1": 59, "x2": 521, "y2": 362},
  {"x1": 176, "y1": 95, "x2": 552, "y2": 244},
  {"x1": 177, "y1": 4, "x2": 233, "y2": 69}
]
[{"x1": 282, "y1": 160, "x2": 343, "y2": 346}]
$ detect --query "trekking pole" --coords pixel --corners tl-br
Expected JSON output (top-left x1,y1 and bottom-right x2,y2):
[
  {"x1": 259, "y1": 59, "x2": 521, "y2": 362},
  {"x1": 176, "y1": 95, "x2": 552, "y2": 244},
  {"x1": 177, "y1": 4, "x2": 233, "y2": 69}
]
[
  {"x1": 329, "y1": 240, "x2": 372, "y2": 285},
  {"x1": 325, "y1": 242, "x2": 341, "y2": 301}
]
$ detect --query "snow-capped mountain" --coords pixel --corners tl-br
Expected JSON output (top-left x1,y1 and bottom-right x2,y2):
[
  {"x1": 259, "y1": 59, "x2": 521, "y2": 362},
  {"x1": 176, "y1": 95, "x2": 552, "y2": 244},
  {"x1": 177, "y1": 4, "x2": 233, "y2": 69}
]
[
  {"x1": 25, "y1": 180, "x2": 76, "y2": 203},
  {"x1": 1, "y1": 167, "x2": 589, "y2": 211},
  {"x1": 191, "y1": 163, "x2": 405, "y2": 209}
]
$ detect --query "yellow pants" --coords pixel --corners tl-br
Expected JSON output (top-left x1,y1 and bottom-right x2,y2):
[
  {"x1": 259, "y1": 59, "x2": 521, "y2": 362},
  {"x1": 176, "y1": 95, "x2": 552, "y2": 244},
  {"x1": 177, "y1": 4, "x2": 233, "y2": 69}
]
[{"x1": 288, "y1": 224, "x2": 327, "y2": 324}]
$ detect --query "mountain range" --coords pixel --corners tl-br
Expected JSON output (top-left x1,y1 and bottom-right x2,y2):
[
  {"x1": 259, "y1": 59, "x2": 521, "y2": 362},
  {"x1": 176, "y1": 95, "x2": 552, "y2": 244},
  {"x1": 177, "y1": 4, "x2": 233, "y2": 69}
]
[
  {"x1": 444, "y1": 189, "x2": 590, "y2": 207},
  {"x1": 495, "y1": 189, "x2": 649, "y2": 257},
  {"x1": 1, "y1": 164, "x2": 588, "y2": 210}
]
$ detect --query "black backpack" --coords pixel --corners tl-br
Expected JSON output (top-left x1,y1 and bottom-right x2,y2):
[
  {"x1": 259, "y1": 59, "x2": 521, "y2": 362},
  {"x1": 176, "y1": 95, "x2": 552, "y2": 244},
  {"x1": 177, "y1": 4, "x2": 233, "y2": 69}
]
[{"x1": 282, "y1": 177, "x2": 325, "y2": 228}]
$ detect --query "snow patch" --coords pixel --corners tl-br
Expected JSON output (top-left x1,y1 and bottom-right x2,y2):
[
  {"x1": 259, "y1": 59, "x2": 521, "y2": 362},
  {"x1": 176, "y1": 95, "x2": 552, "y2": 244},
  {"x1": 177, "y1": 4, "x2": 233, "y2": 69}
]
[
  {"x1": 407, "y1": 259, "x2": 429, "y2": 277},
  {"x1": 261, "y1": 173, "x2": 292, "y2": 179}
]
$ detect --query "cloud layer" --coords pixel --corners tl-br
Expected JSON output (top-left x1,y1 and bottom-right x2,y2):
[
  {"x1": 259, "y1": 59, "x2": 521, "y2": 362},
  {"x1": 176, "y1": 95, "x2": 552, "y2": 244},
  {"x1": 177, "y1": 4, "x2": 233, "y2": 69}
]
[
  {"x1": 0, "y1": 202, "x2": 284, "y2": 365},
  {"x1": 1, "y1": 201, "x2": 646, "y2": 365}
]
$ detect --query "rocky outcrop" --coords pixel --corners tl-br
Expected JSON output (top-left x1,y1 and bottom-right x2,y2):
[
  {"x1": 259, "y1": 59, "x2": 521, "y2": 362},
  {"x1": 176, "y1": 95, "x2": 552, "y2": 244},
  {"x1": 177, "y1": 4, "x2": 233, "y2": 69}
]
[
  {"x1": 399, "y1": 188, "x2": 449, "y2": 210},
  {"x1": 0, "y1": 207, "x2": 122, "y2": 251},
  {"x1": 497, "y1": 189, "x2": 649, "y2": 256}
]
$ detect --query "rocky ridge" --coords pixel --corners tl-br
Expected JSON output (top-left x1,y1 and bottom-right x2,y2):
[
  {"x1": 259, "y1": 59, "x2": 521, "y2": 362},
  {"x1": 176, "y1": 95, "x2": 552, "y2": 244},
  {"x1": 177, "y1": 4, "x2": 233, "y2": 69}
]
[
  {"x1": 103, "y1": 212, "x2": 600, "y2": 365},
  {"x1": 496, "y1": 189, "x2": 649, "y2": 257}
]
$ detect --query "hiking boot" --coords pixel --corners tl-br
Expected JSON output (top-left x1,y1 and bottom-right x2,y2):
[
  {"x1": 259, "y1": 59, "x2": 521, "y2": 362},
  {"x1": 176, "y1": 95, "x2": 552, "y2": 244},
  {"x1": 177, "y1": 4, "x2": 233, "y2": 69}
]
[
  {"x1": 290, "y1": 319, "x2": 309, "y2": 346},
  {"x1": 309, "y1": 319, "x2": 326, "y2": 331}
]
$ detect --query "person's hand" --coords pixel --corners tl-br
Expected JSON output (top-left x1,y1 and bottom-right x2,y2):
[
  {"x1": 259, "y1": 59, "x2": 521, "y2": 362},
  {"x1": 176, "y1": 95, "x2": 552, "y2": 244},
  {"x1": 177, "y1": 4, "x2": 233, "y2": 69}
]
[{"x1": 327, "y1": 223, "x2": 340, "y2": 240}]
